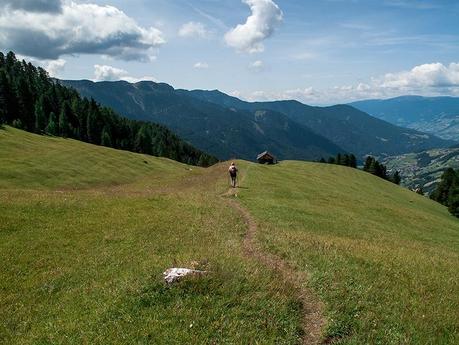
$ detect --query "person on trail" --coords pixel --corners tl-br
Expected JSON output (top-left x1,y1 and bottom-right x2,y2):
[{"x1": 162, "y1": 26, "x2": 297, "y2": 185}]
[{"x1": 228, "y1": 162, "x2": 238, "y2": 188}]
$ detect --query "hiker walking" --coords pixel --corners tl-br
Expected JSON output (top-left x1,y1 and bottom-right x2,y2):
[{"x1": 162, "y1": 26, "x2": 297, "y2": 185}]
[{"x1": 228, "y1": 162, "x2": 238, "y2": 188}]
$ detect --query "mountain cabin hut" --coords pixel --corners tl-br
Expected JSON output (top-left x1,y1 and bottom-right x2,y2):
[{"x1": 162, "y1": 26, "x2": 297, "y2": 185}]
[{"x1": 257, "y1": 151, "x2": 277, "y2": 164}]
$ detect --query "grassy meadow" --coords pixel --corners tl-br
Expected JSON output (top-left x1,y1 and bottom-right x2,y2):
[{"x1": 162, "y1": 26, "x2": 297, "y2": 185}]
[
  {"x1": 2, "y1": 126, "x2": 459, "y2": 344},
  {"x1": 238, "y1": 161, "x2": 459, "y2": 344},
  {"x1": 0, "y1": 127, "x2": 302, "y2": 344}
]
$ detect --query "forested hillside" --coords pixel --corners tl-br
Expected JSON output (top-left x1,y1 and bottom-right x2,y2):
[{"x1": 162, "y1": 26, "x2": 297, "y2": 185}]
[
  {"x1": 185, "y1": 90, "x2": 453, "y2": 158},
  {"x1": 62, "y1": 79, "x2": 344, "y2": 161},
  {"x1": 0, "y1": 52, "x2": 217, "y2": 167}
]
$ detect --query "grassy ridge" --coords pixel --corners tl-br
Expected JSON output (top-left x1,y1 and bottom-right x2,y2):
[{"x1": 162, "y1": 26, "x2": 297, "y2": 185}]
[
  {"x1": 0, "y1": 128, "x2": 301, "y2": 344},
  {"x1": 239, "y1": 161, "x2": 459, "y2": 344}
]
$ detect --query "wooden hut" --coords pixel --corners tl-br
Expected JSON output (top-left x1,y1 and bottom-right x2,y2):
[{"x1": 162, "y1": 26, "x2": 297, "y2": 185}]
[{"x1": 257, "y1": 151, "x2": 277, "y2": 164}]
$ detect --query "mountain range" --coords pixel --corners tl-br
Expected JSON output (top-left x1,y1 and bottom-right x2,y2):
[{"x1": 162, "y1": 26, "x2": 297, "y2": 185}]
[
  {"x1": 351, "y1": 96, "x2": 459, "y2": 141},
  {"x1": 62, "y1": 80, "x2": 453, "y2": 161}
]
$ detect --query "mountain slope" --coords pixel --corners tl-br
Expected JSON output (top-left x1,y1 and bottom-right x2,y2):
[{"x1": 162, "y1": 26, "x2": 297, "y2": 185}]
[
  {"x1": 351, "y1": 96, "x2": 459, "y2": 140},
  {"x1": 184, "y1": 90, "x2": 453, "y2": 157},
  {"x1": 382, "y1": 147, "x2": 459, "y2": 193},
  {"x1": 0, "y1": 52, "x2": 216, "y2": 167},
  {"x1": 2, "y1": 127, "x2": 458, "y2": 344},
  {"x1": 241, "y1": 161, "x2": 459, "y2": 344},
  {"x1": 0, "y1": 127, "x2": 303, "y2": 344},
  {"x1": 62, "y1": 80, "x2": 343, "y2": 161}
]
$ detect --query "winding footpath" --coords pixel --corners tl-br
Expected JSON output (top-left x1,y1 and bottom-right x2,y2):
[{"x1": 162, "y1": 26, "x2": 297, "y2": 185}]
[{"x1": 224, "y1": 183, "x2": 327, "y2": 345}]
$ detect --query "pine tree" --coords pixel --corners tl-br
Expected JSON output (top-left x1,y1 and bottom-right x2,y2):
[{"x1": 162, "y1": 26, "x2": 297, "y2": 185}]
[
  {"x1": 15, "y1": 76, "x2": 34, "y2": 130},
  {"x1": 363, "y1": 156, "x2": 373, "y2": 171},
  {"x1": 342, "y1": 154, "x2": 350, "y2": 166},
  {"x1": 336, "y1": 153, "x2": 342, "y2": 165},
  {"x1": 101, "y1": 127, "x2": 112, "y2": 147},
  {"x1": 86, "y1": 108, "x2": 98, "y2": 144},
  {"x1": 319, "y1": 157, "x2": 326, "y2": 163},
  {"x1": 134, "y1": 124, "x2": 152, "y2": 154},
  {"x1": 34, "y1": 96, "x2": 47, "y2": 132},
  {"x1": 392, "y1": 171, "x2": 401, "y2": 185},
  {"x1": 59, "y1": 102, "x2": 71, "y2": 138},
  {"x1": 447, "y1": 187, "x2": 459, "y2": 218},
  {"x1": 430, "y1": 168, "x2": 458, "y2": 205},
  {"x1": 328, "y1": 156, "x2": 335, "y2": 164},
  {"x1": 45, "y1": 112, "x2": 58, "y2": 135},
  {"x1": 349, "y1": 154, "x2": 357, "y2": 168}
]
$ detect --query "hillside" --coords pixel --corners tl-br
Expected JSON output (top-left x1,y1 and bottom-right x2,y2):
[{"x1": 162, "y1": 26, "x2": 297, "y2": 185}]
[
  {"x1": 62, "y1": 80, "x2": 343, "y2": 161},
  {"x1": 0, "y1": 52, "x2": 216, "y2": 166},
  {"x1": 183, "y1": 89, "x2": 453, "y2": 158},
  {"x1": 351, "y1": 96, "x2": 459, "y2": 141},
  {"x1": 62, "y1": 80, "x2": 452, "y2": 160},
  {"x1": 2, "y1": 127, "x2": 459, "y2": 344},
  {"x1": 382, "y1": 147, "x2": 459, "y2": 193}
]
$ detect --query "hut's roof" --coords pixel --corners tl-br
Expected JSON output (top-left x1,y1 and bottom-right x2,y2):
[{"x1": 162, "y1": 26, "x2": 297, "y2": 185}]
[{"x1": 257, "y1": 151, "x2": 275, "y2": 160}]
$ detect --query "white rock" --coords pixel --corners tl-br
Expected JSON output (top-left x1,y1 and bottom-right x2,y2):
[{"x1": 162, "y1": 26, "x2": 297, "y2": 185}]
[{"x1": 163, "y1": 267, "x2": 206, "y2": 284}]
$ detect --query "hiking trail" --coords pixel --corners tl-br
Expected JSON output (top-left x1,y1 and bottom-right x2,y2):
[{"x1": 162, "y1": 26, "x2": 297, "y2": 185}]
[{"x1": 223, "y1": 168, "x2": 327, "y2": 345}]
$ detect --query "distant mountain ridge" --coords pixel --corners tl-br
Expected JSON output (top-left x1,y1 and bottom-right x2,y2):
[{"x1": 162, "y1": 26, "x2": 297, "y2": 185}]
[
  {"x1": 183, "y1": 89, "x2": 453, "y2": 157},
  {"x1": 62, "y1": 80, "x2": 343, "y2": 161},
  {"x1": 350, "y1": 96, "x2": 459, "y2": 141},
  {"x1": 62, "y1": 80, "x2": 454, "y2": 160}
]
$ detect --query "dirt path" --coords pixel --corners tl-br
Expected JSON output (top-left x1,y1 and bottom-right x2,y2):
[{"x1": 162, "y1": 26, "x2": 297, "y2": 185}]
[{"x1": 224, "y1": 181, "x2": 326, "y2": 344}]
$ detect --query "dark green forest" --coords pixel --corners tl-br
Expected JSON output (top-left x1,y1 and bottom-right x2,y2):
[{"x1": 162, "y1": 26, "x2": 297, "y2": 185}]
[
  {"x1": 320, "y1": 153, "x2": 401, "y2": 185},
  {"x1": 431, "y1": 168, "x2": 459, "y2": 218},
  {"x1": 0, "y1": 51, "x2": 217, "y2": 167}
]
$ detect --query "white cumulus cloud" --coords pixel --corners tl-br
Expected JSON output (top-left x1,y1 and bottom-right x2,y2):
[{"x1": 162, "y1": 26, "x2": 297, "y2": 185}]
[
  {"x1": 178, "y1": 21, "x2": 211, "y2": 39},
  {"x1": 224, "y1": 0, "x2": 283, "y2": 53},
  {"x1": 193, "y1": 62, "x2": 209, "y2": 69},
  {"x1": 250, "y1": 60, "x2": 264, "y2": 71},
  {"x1": 44, "y1": 58, "x2": 66, "y2": 77},
  {"x1": 0, "y1": 1, "x2": 165, "y2": 61},
  {"x1": 380, "y1": 62, "x2": 459, "y2": 89},
  {"x1": 94, "y1": 64, "x2": 156, "y2": 83}
]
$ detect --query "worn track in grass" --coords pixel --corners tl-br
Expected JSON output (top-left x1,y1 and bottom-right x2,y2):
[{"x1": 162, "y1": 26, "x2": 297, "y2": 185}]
[{"x1": 223, "y1": 175, "x2": 326, "y2": 345}]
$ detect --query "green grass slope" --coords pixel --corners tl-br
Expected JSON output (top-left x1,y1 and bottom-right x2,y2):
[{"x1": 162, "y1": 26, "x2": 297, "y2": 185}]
[
  {"x1": 0, "y1": 126, "x2": 191, "y2": 190},
  {"x1": 2, "y1": 127, "x2": 459, "y2": 344},
  {"x1": 238, "y1": 161, "x2": 459, "y2": 344},
  {"x1": 0, "y1": 127, "x2": 301, "y2": 344}
]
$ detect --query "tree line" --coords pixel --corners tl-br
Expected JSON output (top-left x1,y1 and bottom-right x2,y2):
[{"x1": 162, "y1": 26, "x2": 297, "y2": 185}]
[
  {"x1": 0, "y1": 51, "x2": 217, "y2": 167},
  {"x1": 430, "y1": 168, "x2": 459, "y2": 218},
  {"x1": 319, "y1": 153, "x2": 401, "y2": 185}
]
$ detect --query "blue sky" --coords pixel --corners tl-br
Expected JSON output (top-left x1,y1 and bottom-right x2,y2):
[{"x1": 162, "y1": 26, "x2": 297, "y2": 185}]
[{"x1": 0, "y1": 0, "x2": 458, "y2": 104}]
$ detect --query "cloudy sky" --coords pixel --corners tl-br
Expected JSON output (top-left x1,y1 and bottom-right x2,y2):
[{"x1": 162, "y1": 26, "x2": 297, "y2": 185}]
[{"x1": 1, "y1": 0, "x2": 458, "y2": 104}]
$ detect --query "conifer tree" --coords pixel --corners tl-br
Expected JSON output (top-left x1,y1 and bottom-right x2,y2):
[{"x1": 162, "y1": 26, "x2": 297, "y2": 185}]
[
  {"x1": 430, "y1": 168, "x2": 458, "y2": 205},
  {"x1": 45, "y1": 112, "x2": 58, "y2": 135},
  {"x1": 447, "y1": 187, "x2": 459, "y2": 217},
  {"x1": 391, "y1": 171, "x2": 401, "y2": 185},
  {"x1": 134, "y1": 124, "x2": 152, "y2": 154},
  {"x1": 101, "y1": 127, "x2": 112, "y2": 147},
  {"x1": 363, "y1": 156, "x2": 373, "y2": 171},
  {"x1": 336, "y1": 153, "x2": 342, "y2": 165},
  {"x1": 349, "y1": 154, "x2": 357, "y2": 168},
  {"x1": 34, "y1": 96, "x2": 47, "y2": 132},
  {"x1": 59, "y1": 102, "x2": 71, "y2": 138}
]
